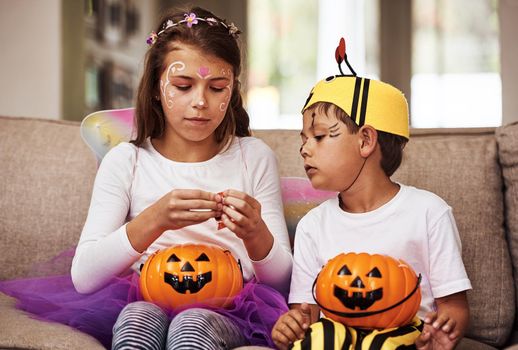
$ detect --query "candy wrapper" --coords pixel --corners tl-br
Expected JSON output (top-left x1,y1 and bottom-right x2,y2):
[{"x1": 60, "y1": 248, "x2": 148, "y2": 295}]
[{"x1": 216, "y1": 192, "x2": 226, "y2": 230}]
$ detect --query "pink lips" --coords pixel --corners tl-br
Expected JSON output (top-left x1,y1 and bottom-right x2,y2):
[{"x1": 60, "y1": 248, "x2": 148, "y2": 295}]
[{"x1": 185, "y1": 117, "x2": 210, "y2": 125}]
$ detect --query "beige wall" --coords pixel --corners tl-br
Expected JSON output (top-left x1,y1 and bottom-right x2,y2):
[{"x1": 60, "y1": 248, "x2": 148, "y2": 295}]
[{"x1": 0, "y1": 0, "x2": 62, "y2": 119}]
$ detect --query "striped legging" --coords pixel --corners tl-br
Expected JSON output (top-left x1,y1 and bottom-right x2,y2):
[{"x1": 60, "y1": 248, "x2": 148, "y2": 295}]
[{"x1": 112, "y1": 301, "x2": 247, "y2": 350}]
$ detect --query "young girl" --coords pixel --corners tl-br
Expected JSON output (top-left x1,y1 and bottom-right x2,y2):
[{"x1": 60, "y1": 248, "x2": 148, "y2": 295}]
[{"x1": 1, "y1": 6, "x2": 292, "y2": 349}]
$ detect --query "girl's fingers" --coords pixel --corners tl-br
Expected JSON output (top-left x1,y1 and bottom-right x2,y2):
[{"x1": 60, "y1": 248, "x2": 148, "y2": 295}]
[
  {"x1": 221, "y1": 204, "x2": 245, "y2": 224},
  {"x1": 171, "y1": 210, "x2": 218, "y2": 224},
  {"x1": 220, "y1": 214, "x2": 242, "y2": 235},
  {"x1": 172, "y1": 189, "x2": 217, "y2": 200},
  {"x1": 221, "y1": 189, "x2": 260, "y2": 210}
]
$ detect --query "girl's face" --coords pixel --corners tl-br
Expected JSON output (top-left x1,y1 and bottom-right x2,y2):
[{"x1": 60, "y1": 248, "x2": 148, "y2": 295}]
[
  {"x1": 300, "y1": 108, "x2": 364, "y2": 191},
  {"x1": 158, "y1": 43, "x2": 234, "y2": 144}
]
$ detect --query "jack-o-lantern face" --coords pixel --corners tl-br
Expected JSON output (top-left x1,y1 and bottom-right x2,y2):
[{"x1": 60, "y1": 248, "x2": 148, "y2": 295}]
[
  {"x1": 314, "y1": 252, "x2": 421, "y2": 329},
  {"x1": 333, "y1": 265, "x2": 383, "y2": 310},
  {"x1": 140, "y1": 244, "x2": 243, "y2": 310},
  {"x1": 164, "y1": 252, "x2": 213, "y2": 294}
]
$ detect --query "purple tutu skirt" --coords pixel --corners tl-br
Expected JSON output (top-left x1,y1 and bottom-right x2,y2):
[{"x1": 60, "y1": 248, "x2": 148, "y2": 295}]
[{"x1": 0, "y1": 251, "x2": 287, "y2": 349}]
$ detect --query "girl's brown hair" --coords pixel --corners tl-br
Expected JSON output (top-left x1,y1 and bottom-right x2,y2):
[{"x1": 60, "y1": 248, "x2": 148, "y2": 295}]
[{"x1": 132, "y1": 6, "x2": 251, "y2": 147}]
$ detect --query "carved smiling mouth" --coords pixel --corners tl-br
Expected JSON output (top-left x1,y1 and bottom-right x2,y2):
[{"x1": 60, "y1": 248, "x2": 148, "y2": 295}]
[
  {"x1": 164, "y1": 271, "x2": 212, "y2": 294},
  {"x1": 333, "y1": 285, "x2": 383, "y2": 310}
]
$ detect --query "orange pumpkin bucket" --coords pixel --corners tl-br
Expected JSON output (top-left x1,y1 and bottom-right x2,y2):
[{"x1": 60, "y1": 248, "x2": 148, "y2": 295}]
[
  {"x1": 140, "y1": 244, "x2": 243, "y2": 310},
  {"x1": 313, "y1": 252, "x2": 421, "y2": 329}
]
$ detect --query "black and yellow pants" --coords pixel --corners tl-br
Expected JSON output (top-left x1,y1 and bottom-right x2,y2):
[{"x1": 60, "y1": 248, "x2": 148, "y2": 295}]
[{"x1": 290, "y1": 317, "x2": 423, "y2": 350}]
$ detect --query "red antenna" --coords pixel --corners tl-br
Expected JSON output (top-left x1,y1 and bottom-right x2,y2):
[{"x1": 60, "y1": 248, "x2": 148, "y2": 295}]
[{"x1": 335, "y1": 37, "x2": 356, "y2": 76}]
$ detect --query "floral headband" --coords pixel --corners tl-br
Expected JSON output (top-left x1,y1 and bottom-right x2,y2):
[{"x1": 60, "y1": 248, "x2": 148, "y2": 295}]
[{"x1": 146, "y1": 12, "x2": 240, "y2": 46}]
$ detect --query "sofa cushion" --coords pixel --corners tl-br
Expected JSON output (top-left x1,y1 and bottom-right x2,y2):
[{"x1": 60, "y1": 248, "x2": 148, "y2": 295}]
[
  {"x1": 0, "y1": 116, "x2": 98, "y2": 280},
  {"x1": 0, "y1": 292, "x2": 105, "y2": 349},
  {"x1": 392, "y1": 128, "x2": 514, "y2": 347},
  {"x1": 253, "y1": 130, "x2": 306, "y2": 178},
  {"x1": 496, "y1": 122, "x2": 518, "y2": 332}
]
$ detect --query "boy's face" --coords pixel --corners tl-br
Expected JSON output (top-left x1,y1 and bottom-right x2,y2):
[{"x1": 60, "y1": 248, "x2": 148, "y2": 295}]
[{"x1": 300, "y1": 107, "x2": 364, "y2": 192}]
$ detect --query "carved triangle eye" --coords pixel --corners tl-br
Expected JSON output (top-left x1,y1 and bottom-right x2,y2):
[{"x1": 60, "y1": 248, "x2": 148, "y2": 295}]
[
  {"x1": 195, "y1": 253, "x2": 210, "y2": 262},
  {"x1": 367, "y1": 267, "x2": 382, "y2": 278},
  {"x1": 167, "y1": 254, "x2": 181, "y2": 262},
  {"x1": 338, "y1": 264, "x2": 352, "y2": 275}
]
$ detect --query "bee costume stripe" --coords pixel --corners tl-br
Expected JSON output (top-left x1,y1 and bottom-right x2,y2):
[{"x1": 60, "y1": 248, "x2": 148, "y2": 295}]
[{"x1": 290, "y1": 317, "x2": 423, "y2": 350}]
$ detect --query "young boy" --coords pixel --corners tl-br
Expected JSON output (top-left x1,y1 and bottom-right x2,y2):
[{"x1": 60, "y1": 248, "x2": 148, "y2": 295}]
[{"x1": 272, "y1": 39, "x2": 471, "y2": 350}]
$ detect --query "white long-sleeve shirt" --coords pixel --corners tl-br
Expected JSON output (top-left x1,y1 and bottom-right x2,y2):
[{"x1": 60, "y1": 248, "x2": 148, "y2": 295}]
[{"x1": 72, "y1": 136, "x2": 293, "y2": 294}]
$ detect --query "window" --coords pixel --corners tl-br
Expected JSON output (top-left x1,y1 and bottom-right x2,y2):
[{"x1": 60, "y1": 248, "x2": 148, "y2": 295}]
[
  {"x1": 246, "y1": 0, "x2": 502, "y2": 129},
  {"x1": 247, "y1": 0, "x2": 379, "y2": 130},
  {"x1": 411, "y1": 0, "x2": 501, "y2": 127}
]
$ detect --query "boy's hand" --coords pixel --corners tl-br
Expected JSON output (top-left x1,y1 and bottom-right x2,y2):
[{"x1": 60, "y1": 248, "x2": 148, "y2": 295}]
[
  {"x1": 272, "y1": 303, "x2": 312, "y2": 350},
  {"x1": 415, "y1": 291, "x2": 469, "y2": 350},
  {"x1": 415, "y1": 311, "x2": 460, "y2": 350}
]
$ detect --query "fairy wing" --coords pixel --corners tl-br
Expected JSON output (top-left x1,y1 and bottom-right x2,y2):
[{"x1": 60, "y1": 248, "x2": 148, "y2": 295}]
[
  {"x1": 280, "y1": 177, "x2": 337, "y2": 246},
  {"x1": 80, "y1": 108, "x2": 136, "y2": 163}
]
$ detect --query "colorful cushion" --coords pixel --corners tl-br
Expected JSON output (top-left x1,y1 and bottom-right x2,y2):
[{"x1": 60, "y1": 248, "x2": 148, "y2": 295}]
[{"x1": 280, "y1": 177, "x2": 336, "y2": 247}]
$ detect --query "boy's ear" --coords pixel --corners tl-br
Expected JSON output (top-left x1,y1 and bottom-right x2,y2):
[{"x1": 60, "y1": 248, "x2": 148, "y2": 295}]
[{"x1": 358, "y1": 125, "x2": 378, "y2": 157}]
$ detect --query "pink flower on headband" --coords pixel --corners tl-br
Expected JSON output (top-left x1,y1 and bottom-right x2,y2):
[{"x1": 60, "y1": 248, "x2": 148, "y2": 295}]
[
  {"x1": 146, "y1": 32, "x2": 158, "y2": 46},
  {"x1": 184, "y1": 13, "x2": 198, "y2": 27}
]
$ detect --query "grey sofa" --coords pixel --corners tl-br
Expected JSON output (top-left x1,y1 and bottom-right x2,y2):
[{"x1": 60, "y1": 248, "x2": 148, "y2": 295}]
[{"x1": 0, "y1": 115, "x2": 517, "y2": 349}]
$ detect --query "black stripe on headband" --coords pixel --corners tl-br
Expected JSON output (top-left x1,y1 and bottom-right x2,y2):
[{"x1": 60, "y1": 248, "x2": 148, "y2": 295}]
[
  {"x1": 350, "y1": 77, "x2": 362, "y2": 124},
  {"x1": 358, "y1": 78, "x2": 370, "y2": 127}
]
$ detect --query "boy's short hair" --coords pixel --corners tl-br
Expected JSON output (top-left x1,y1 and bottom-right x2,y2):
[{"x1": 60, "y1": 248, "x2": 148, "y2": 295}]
[{"x1": 308, "y1": 102, "x2": 407, "y2": 177}]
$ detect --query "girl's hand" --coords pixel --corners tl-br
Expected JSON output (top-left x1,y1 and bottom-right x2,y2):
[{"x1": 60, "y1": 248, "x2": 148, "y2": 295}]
[
  {"x1": 127, "y1": 189, "x2": 221, "y2": 253},
  {"x1": 153, "y1": 189, "x2": 222, "y2": 231},
  {"x1": 219, "y1": 189, "x2": 267, "y2": 241},
  {"x1": 219, "y1": 189, "x2": 273, "y2": 260}
]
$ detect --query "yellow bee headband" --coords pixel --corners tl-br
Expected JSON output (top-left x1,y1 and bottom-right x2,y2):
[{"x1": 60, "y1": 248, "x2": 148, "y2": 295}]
[{"x1": 302, "y1": 38, "x2": 409, "y2": 139}]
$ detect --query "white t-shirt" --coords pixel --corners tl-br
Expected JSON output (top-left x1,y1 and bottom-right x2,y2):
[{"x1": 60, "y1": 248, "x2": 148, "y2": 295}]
[
  {"x1": 72, "y1": 136, "x2": 293, "y2": 294},
  {"x1": 288, "y1": 184, "x2": 472, "y2": 319}
]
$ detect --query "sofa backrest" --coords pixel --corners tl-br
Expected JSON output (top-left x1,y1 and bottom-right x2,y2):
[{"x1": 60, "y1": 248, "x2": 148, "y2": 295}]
[
  {"x1": 0, "y1": 116, "x2": 97, "y2": 279},
  {"x1": 1, "y1": 116, "x2": 516, "y2": 347}
]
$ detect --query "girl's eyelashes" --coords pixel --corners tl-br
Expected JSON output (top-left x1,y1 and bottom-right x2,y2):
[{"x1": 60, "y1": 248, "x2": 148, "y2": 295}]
[
  {"x1": 173, "y1": 85, "x2": 226, "y2": 92},
  {"x1": 210, "y1": 86, "x2": 226, "y2": 92}
]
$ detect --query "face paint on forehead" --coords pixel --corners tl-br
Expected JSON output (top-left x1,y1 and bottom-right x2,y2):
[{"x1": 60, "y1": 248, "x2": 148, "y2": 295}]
[
  {"x1": 160, "y1": 61, "x2": 186, "y2": 109},
  {"x1": 197, "y1": 66, "x2": 211, "y2": 79}
]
